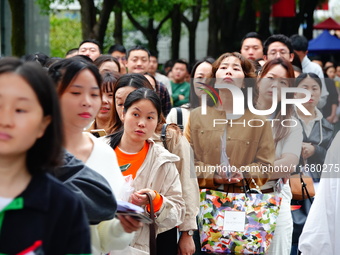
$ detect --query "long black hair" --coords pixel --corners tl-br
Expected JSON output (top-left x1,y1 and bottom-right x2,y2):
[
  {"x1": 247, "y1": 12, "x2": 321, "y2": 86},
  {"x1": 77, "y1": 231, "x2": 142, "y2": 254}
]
[
  {"x1": 0, "y1": 57, "x2": 64, "y2": 174},
  {"x1": 108, "y1": 88, "x2": 161, "y2": 149}
]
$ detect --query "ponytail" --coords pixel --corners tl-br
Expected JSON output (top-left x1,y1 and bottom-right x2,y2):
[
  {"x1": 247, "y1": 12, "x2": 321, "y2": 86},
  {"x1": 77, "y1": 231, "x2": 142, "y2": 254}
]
[{"x1": 107, "y1": 128, "x2": 124, "y2": 149}]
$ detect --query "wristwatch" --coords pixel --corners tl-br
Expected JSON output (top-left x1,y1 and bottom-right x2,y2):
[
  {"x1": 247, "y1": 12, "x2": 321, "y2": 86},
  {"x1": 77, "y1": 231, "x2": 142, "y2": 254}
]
[{"x1": 186, "y1": 230, "x2": 194, "y2": 236}]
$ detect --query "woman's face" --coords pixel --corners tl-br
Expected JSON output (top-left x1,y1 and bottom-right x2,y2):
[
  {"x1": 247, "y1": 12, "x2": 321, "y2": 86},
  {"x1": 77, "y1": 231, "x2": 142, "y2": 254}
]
[
  {"x1": 97, "y1": 89, "x2": 113, "y2": 123},
  {"x1": 122, "y1": 99, "x2": 158, "y2": 144},
  {"x1": 294, "y1": 77, "x2": 321, "y2": 109},
  {"x1": 193, "y1": 62, "x2": 213, "y2": 98},
  {"x1": 99, "y1": 61, "x2": 120, "y2": 74},
  {"x1": 326, "y1": 67, "x2": 335, "y2": 79},
  {"x1": 60, "y1": 69, "x2": 101, "y2": 130},
  {"x1": 0, "y1": 73, "x2": 50, "y2": 158},
  {"x1": 115, "y1": 86, "x2": 136, "y2": 120},
  {"x1": 215, "y1": 56, "x2": 245, "y2": 89},
  {"x1": 257, "y1": 64, "x2": 289, "y2": 104}
]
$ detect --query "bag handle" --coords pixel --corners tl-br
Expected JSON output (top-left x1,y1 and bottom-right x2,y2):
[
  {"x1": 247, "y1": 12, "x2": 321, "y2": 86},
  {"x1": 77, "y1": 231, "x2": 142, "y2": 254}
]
[
  {"x1": 161, "y1": 124, "x2": 169, "y2": 150},
  {"x1": 300, "y1": 172, "x2": 313, "y2": 203},
  {"x1": 176, "y1": 107, "x2": 183, "y2": 130},
  {"x1": 145, "y1": 192, "x2": 157, "y2": 255}
]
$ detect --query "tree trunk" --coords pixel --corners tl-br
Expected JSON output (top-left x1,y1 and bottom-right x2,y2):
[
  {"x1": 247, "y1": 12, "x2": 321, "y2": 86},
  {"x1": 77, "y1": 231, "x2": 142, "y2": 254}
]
[
  {"x1": 126, "y1": 11, "x2": 171, "y2": 56},
  {"x1": 220, "y1": 0, "x2": 242, "y2": 53},
  {"x1": 8, "y1": 0, "x2": 25, "y2": 57},
  {"x1": 171, "y1": 4, "x2": 181, "y2": 60},
  {"x1": 258, "y1": 7, "x2": 271, "y2": 40},
  {"x1": 146, "y1": 19, "x2": 158, "y2": 54},
  {"x1": 303, "y1": 0, "x2": 318, "y2": 40},
  {"x1": 275, "y1": 17, "x2": 298, "y2": 36},
  {"x1": 93, "y1": 0, "x2": 116, "y2": 46},
  {"x1": 114, "y1": 2, "x2": 123, "y2": 45},
  {"x1": 78, "y1": 0, "x2": 96, "y2": 39},
  {"x1": 207, "y1": 0, "x2": 220, "y2": 58},
  {"x1": 188, "y1": 25, "x2": 196, "y2": 65},
  {"x1": 182, "y1": 1, "x2": 202, "y2": 65},
  {"x1": 237, "y1": 0, "x2": 256, "y2": 42}
]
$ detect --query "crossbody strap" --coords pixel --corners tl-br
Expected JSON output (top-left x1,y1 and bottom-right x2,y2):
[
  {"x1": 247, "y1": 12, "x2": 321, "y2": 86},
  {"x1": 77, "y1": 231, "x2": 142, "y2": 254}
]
[
  {"x1": 145, "y1": 192, "x2": 157, "y2": 255},
  {"x1": 300, "y1": 172, "x2": 313, "y2": 203},
  {"x1": 176, "y1": 107, "x2": 183, "y2": 130},
  {"x1": 161, "y1": 124, "x2": 169, "y2": 150}
]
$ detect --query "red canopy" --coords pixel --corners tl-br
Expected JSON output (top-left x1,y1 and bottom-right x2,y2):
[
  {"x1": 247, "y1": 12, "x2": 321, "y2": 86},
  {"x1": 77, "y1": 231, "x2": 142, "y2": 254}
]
[{"x1": 314, "y1": 17, "x2": 340, "y2": 30}]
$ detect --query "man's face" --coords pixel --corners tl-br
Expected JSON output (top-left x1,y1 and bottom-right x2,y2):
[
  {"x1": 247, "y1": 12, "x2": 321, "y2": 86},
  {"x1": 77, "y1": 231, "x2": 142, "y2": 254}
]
[
  {"x1": 240, "y1": 38, "x2": 263, "y2": 60},
  {"x1": 148, "y1": 56, "x2": 158, "y2": 75},
  {"x1": 111, "y1": 51, "x2": 127, "y2": 74},
  {"x1": 78, "y1": 42, "x2": 101, "y2": 61},
  {"x1": 265, "y1": 42, "x2": 294, "y2": 62},
  {"x1": 172, "y1": 63, "x2": 188, "y2": 83},
  {"x1": 126, "y1": 50, "x2": 150, "y2": 74}
]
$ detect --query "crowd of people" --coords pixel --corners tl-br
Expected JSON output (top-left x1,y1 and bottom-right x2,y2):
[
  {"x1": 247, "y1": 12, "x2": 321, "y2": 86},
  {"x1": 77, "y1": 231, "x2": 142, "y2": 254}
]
[{"x1": 1, "y1": 31, "x2": 340, "y2": 255}]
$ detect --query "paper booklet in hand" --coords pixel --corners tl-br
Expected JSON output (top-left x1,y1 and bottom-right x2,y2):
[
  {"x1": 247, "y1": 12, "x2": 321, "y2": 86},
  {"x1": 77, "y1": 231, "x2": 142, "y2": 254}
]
[{"x1": 116, "y1": 200, "x2": 153, "y2": 224}]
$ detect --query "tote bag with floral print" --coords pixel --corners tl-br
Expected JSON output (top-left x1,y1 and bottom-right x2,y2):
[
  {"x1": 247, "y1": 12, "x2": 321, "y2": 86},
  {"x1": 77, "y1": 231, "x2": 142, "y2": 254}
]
[{"x1": 198, "y1": 189, "x2": 282, "y2": 254}]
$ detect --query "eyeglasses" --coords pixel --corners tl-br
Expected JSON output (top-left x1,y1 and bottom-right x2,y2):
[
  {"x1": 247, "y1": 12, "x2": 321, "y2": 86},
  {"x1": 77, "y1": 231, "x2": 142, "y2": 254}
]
[{"x1": 114, "y1": 56, "x2": 127, "y2": 61}]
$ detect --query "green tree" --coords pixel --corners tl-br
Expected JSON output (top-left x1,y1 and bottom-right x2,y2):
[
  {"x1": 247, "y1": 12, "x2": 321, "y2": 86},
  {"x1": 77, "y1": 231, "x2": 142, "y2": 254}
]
[
  {"x1": 181, "y1": 0, "x2": 207, "y2": 64},
  {"x1": 37, "y1": 0, "x2": 117, "y2": 46},
  {"x1": 50, "y1": 15, "x2": 82, "y2": 57},
  {"x1": 122, "y1": 0, "x2": 178, "y2": 54}
]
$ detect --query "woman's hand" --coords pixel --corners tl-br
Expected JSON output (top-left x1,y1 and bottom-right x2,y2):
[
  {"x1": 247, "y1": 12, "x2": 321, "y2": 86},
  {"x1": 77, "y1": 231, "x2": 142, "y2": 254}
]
[
  {"x1": 178, "y1": 232, "x2": 195, "y2": 255},
  {"x1": 301, "y1": 142, "x2": 315, "y2": 159},
  {"x1": 213, "y1": 167, "x2": 243, "y2": 184},
  {"x1": 117, "y1": 215, "x2": 143, "y2": 233},
  {"x1": 130, "y1": 188, "x2": 156, "y2": 206}
]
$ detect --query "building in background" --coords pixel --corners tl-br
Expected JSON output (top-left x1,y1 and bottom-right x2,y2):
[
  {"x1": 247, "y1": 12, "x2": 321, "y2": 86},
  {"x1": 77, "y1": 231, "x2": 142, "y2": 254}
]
[{"x1": 0, "y1": 1, "x2": 49, "y2": 57}]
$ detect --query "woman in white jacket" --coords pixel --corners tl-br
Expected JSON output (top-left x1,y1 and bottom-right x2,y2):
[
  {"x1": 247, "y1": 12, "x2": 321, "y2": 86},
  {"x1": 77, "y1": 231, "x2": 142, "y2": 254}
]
[
  {"x1": 48, "y1": 57, "x2": 142, "y2": 254},
  {"x1": 298, "y1": 131, "x2": 340, "y2": 254},
  {"x1": 106, "y1": 87, "x2": 185, "y2": 253}
]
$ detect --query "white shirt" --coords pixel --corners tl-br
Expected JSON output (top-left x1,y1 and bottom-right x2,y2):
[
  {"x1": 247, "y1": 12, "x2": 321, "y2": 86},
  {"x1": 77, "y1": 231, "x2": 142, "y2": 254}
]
[
  {"x1": 85, "y1": 132, "x2": 125, "y2": 197},
  {"x1": 299, "y1": 131, "x2": 340, "y2": 255}
]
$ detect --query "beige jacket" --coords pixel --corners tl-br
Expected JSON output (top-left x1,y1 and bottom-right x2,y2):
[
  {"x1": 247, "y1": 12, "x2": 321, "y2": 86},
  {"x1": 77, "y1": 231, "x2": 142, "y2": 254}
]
[
  {"x1": 185, "y1": 107, "x2": 275, "y2": 190},
  {"x1": 152, "y1": 126, "x2": 200, "y2": 232},
  {"x1": 129, "y1": 140, "x2": 185, "y2": 253}
]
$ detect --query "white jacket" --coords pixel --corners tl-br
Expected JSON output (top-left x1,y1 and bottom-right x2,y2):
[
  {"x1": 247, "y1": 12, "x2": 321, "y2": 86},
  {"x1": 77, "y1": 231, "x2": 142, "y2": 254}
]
[
  {"x1": 298, "y1": 132, "x2": 340, "y2": 254},
  {"x1": 129, "y1": 140, "x2": 185, "y2": 253}
]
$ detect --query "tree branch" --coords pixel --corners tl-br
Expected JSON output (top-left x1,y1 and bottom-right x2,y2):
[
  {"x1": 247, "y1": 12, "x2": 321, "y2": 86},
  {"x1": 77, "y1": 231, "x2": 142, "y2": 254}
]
[
  {"x1": 181, "y1": 13, "x2": 190, "y2": 27},
  {"x1": 181, "y1": 0, "x2": 202, "y2": 29},
  {"x1": 125, "y1": 11, "x2": 148, "y2": 35},
  {"x1": 95, "y1": 0, "x2": 117, "y2": 44},
  {"x1": 156, "y1": 10, "x2": 173, "y2": 32}
]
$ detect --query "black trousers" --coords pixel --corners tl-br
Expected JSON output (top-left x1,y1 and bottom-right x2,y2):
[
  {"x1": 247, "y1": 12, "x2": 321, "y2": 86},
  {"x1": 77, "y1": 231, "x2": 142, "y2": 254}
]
[{"x1": 156, "y1": 227, "x2": 178, "y2": 255}]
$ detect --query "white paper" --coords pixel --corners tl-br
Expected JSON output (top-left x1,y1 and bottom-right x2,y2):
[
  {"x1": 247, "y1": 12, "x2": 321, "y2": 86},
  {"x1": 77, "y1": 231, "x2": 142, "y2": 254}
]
[{"x1": 223, "y1": 211, "x2": 246, "y2": 232}]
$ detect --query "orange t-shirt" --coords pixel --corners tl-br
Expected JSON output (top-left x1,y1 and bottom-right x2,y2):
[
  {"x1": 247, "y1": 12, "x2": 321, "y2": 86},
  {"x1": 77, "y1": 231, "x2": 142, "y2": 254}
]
[
  {"x1": 114, "y1": 142, "x2": 163, "y2": 212},
  {"x1": 114, "y1": 142, "x2": 149, "y2": 179}
]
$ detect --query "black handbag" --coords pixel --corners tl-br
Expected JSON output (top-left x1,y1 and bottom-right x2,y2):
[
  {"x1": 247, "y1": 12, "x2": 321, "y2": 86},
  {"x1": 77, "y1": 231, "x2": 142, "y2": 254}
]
[{"x1": 291, "y1": 174, "x2": 314, "y2": 245}]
